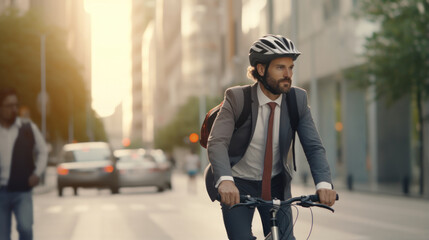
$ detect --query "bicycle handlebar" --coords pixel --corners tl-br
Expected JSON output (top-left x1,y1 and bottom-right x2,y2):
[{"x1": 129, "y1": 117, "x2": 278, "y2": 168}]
[{"x1": 232, "y1": 194, "x2": 339, "y2": 213}]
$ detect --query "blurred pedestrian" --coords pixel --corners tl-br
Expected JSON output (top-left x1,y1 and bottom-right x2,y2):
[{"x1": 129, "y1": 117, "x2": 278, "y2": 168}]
[
  {"x1": 0, "y1": 88, "x2": 48, "y2": 240},
  {"x1": 185, "y1": 149, "x2": 200, "y2": 194}
]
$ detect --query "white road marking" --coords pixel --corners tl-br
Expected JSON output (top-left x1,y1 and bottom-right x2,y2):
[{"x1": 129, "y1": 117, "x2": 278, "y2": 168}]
[
  {"x1": 100, "y1": 204, "x2": 117, "y2": 211},
  {"x1": 73, "y1": 205, "x2": 89, "y2": 213},
  {"x1": 46, "y1": 205, "x2": 63, "y2": 214},
  {"x1": 129, "y1": 204, "x2": 147, "y2": 211}
]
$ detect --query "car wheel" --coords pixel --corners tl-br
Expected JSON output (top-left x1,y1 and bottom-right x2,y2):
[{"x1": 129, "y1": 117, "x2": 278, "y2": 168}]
[
  {"x1": 167, "y1": 182, "x2": 172, "y2": 190},
  {"x1": 58, "y1": 187, "x2": 63, "y2": 197},
  {"x1": 157, "y1": 186, "x2": 165, "y2": 192},
  {"x1": 111, "y1": 187, "x2": 119, "y2": 194},
  {"x1": 73, "y1": 187, "x2": 78, "y2": 196}
]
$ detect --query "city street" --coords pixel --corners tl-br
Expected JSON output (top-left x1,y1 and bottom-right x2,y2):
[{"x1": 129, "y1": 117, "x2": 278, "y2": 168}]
[{"x1": 11, "y1": 170, "x2": 429, "y2": 240}]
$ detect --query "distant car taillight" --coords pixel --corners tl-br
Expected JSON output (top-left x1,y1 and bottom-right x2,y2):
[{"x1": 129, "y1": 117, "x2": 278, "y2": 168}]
[
  {"x1": 104, "y1": 165, "x2": 114, "y2": 173},
  {"x1": 57, "y1": 166, "x2": 69, "y2": 175}
]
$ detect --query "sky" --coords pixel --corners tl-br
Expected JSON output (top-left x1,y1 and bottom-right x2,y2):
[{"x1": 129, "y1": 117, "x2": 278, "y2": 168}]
[
  {"x1": 84, "y1": 0, "x2": 132, "y2": 136},
  {"x1": 84, "y1": 0, "x2": 131, "y2": 117}
]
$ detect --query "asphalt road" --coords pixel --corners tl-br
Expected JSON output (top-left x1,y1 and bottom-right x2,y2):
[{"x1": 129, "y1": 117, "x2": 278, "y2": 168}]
[{"x1": 9, "y1": 171, "x2": 429, "y2": 240}]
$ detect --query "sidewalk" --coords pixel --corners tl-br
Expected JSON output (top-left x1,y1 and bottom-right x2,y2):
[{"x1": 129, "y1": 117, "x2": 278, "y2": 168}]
[{"x1": 292, "y1": 174, "x2": 427, "y2": 199}]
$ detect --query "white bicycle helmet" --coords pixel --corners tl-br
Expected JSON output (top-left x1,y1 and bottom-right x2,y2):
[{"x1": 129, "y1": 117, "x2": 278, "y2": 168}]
[{"x1": 249, "y1": 34, "x2": 301, "y2": 66}]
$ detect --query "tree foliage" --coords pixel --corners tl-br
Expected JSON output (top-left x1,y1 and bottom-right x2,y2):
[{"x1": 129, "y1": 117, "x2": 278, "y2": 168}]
[
  {"x1": 350, "y1": 0, "x2": 429, "y2": 102},
  {"x1": 154, "y1": 95, "x2": 222, "y2": 153},
  {"x1": 0, "y1": 9, "x2": 106, "y2": 142},
  {"x1": 348, "y1": 0, "x2": 429, "y2": 194}
]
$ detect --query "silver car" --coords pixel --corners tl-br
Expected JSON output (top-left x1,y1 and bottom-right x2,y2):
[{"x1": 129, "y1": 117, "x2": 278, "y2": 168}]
[
  {"x1": 114, "y1": 148, "x2": 172, "y2": 192},
  {"x1": 56, "y1": 142, "x2": 119, "y2": 197}
]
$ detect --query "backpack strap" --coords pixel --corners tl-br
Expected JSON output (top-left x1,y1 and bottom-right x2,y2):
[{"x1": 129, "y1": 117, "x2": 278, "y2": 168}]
[
  {"x1": 234, "y1": 85, "x2": 252, "y2": 130},
  {"x1": 286, "y1": 88, "x2": 299, "y2": 171}
]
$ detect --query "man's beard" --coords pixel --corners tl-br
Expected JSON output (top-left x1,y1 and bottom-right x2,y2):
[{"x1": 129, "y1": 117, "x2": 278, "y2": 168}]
[
  {"x1": 4, "y1": 114, "x2": 17, "y2": 125},
  {"x1": 265, "y1": 75, "x2": 292, "y2": 94}
]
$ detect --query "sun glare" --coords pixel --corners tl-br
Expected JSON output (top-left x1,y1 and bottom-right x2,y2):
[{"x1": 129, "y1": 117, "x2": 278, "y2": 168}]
[{"x1": 84, "y1": 0, "x2": 131, "y2": 118}]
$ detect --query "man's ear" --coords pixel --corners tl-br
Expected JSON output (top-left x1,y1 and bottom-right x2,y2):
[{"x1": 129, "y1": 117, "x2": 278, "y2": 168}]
[{"x1": 256, "y1": 63, "x2": 265, "y2": 76}]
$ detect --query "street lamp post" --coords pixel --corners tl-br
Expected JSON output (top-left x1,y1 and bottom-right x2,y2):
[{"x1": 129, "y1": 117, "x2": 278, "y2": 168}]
[{"x1": 40, "y1": 34, "x2": 47, "y2": 139}]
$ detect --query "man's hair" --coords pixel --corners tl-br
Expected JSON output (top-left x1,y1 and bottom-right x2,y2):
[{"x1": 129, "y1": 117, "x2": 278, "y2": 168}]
[
  {"x1": 0, "y1": 88, "x2": 18, "y2": 105},
  {"x1": 246, "y1": 65, "x2": 265, "y2": 82}
]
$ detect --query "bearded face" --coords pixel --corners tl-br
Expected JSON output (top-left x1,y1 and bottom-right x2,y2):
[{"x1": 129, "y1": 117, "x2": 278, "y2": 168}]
[
  {"x1": 0, "y1": 95, "x2": 19, "y2": 126},
  {"x1": 259, "y1": 57, "x2": 294, "y2": 95}
]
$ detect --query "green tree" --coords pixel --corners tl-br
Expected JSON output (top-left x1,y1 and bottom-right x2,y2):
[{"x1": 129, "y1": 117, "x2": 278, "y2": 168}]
[
  {"x1": 154, "y1": 95, "x2": 222, "y2": 153},
  {"x1": 0, "y1": 9, "x2": 107, "y2": 143},
  {"x1": 350, "y1": 0, "x2": 429, "y2": 194}
]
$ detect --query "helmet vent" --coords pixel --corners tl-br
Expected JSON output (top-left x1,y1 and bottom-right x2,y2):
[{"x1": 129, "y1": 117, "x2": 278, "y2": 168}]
[
  {"x1": 290, "y1": 41, "x2": 295, "y2": 50},
  {"x1": 274, "y1": 40, "x2": 286, "y2": 50},
  {"x1": 282, "y1": 38, "x2": 291, "y2": 50},
  {"x1": 260, "y1": 39, "x2": 276, "y2": 49}
]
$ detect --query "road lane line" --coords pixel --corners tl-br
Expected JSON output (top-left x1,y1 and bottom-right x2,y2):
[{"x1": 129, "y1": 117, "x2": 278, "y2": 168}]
[
  {"x1": 100, "y1": 204, "x2": 117, "y2": 211},
  {"x1": 70, "y1": 207, "x2": 136, "y2": 240},
  {"x1": 46, "y1": 205, "x2": 63, "y2": 214},
  {"x1": 129, "y1": 204, "x2": 147, "y2": 211},
  {"x1": 158, "y1": 203, "x2": 175, "y2": 211},
  {"x1": 73, "y1": 205, "x2": 89, "y2": 213}
]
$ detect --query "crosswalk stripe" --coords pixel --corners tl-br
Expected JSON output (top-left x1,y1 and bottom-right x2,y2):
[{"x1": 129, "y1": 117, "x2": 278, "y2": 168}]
[
  {"x1": 73, "y1": 205, "x2": 89, "y2": 212},
  {"x1": 129, "y1": 204, "x2": 147, "y2": 211},
  {"x1": 38, "y1": 202, "x2": 180, "y2": 214},
  {"x1": 158, "y1": 203, "x2": 174, "y2": 211},
  {"x1": 46, "y1": 205, "x2": 63, "y2": 214},
  {"x1": 100, "y1": 204, "x2": 118, "y2": 211}
]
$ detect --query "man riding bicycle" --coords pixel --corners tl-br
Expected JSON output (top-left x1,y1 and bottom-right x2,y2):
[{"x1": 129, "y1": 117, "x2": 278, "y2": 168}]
[{"x1": 207, "y1": 34, "x2": 337, "y2": 240}]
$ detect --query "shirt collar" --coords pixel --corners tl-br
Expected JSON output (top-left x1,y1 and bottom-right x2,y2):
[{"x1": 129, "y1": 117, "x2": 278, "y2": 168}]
[
  {"x1": 15, "y1": 117, "x2": 22, "y2": 128},
  {"x1": 0, "y1": 117, "x2": 21, "y2": 130},
  {"x1": 257, "y1": 83, "x2": 283, "y2": 107}
]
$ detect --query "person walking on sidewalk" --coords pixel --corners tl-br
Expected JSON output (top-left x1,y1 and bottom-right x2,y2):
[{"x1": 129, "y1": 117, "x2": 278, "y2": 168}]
[
  {"x1": 207, "y1": 34, "x2": 337, "y2": 239},
  {"x1": 185, "y1": 149, "x2": 200, "y2": 194},
  {"x1": 0, "y1": 88, "x2": 48, "y2": 240}
]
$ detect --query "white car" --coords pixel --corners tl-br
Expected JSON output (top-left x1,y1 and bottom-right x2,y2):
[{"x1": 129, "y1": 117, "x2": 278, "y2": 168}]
[
  {"x1": 56, "y1": 142, "x2": 119, "y2": 196},
  {"x1": 114, "y1": 148, "x2": 172, "y2": 192}
]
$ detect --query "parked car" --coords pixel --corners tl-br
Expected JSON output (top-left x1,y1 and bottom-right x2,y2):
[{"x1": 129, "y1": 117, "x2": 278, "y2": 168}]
[
  {"x1": 114, "y1": 148, "x2": 172, "y2": 192},
  {"x1": 56, "y1": 142, "x2": 119, "y2": 197}
]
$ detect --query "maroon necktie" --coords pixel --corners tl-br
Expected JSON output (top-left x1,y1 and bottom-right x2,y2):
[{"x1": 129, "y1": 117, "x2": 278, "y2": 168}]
[{"x1": 261, "y1": 102, "x2": 277, "y2": 200}]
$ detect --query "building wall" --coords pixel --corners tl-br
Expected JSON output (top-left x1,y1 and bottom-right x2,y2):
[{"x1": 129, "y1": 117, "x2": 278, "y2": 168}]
[
  {"x1": 102, "y1": 103, "x2": 123, "y2": 150},
  {"x1": 154, "y1": 0, "x2": 181, "y2": 128},
  {"x1": 130, "y1": 0, "x2": 155, "y2": 144},
  {"x1": 286, "y1": 0, "x2": 414, "y2": 187},
  {"x1": 141, "y1": 21, "x2": 156, "y2": 146},
  {"x1": 0, "y1": 0, "x2": 30, "y2": 13}
]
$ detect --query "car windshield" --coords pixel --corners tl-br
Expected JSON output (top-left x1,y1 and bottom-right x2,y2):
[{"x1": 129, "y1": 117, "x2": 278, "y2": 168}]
[{"x1": 65, "y1": 148, "x2": 111, "y2": 162}]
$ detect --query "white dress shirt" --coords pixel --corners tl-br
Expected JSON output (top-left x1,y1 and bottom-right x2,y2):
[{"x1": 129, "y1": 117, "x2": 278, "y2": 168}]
[
  {"x1": 217, "y1": 84, "x2": 332, "y2": 190},
  {"x1": 232, "y1": 85, "x2": 283, "y2": 180},
  {"x1": 0, "y1": 117, "x2": 48, "y2": 186}
]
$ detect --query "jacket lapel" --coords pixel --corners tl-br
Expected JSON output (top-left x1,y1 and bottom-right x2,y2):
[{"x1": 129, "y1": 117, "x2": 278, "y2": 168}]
[
  {"x1": 279, "y1": 93, "x2": 291, "y2": 161},
  {"x1": 249, "y1": 83, "x2": 259, "y2": 143}
]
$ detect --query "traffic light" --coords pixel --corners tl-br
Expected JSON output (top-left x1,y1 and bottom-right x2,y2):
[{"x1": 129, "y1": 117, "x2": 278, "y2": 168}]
[
  {"x1": 189, "y1": 133, "x2": 199, "y2": 143},
  {"x1": 122, "y1": 138, "x2": 131, "y2": 147}
]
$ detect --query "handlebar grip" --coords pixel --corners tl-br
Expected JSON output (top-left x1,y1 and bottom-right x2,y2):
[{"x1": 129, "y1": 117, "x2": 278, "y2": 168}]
[
  {"x1": 217, "y1": 194, "x2": 251, "y2": 202},
  {"x1": 309, "y1": 194, "x2": 339, "y2": 202}
]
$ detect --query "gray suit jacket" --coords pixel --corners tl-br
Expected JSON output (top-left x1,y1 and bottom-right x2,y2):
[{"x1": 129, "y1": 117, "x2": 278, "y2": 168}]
[{"x1": 206, "y1": 82, "x2": 332, "y2": 200}]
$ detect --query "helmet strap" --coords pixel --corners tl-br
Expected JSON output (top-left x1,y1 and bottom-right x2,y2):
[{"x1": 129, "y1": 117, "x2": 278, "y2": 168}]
[{"x1": 259, "y1": 61, "x2": 282, "y2": 95}]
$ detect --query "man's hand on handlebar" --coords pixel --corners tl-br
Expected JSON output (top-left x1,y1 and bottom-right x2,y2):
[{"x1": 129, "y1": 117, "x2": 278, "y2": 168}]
[
  {"x1": 316, "y1": 188, "x2": 337, "y2": 207},
  {"x1": 218, "y1": 180, "x2": 240, "y2": 206}
]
